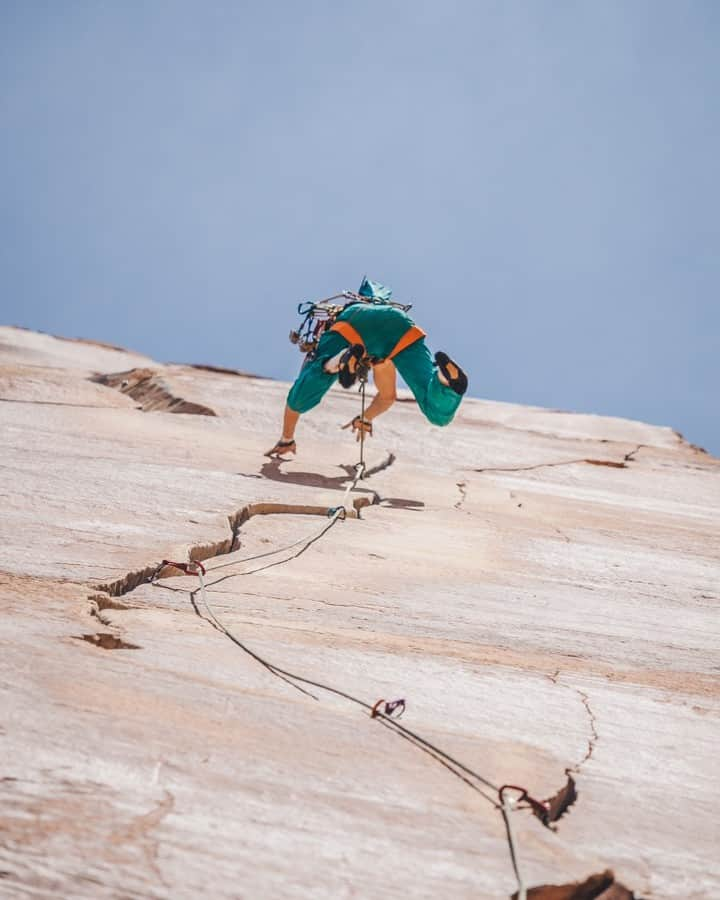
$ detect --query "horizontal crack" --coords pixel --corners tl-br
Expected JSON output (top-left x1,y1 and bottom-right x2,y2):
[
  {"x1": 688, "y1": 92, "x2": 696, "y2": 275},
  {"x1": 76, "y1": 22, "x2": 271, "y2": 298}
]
[
  {"x1": 92, "y1": 368, "x2": 216, "y2": 416},
  {"x1": 89, "y1": 593, "x2": 134, "y2": 611},
  {"x1": 520, "y1": 868, "x2": 643, "y2": 899},
  {"x1": 87, "y1": 592, "x2": 140, "y2": 625},
  {"x1": 475, "y1": 457, "x2": 628, "y2": 474},
  {"x1": 185, "y1": 362, "x2": 270, "y2": 379},
  {"x1": 91, "y1": 487, "x2": 377, "y2": 601},
  {"x1": 73, "y1": 633, "x2": 141, "y2": 650}
]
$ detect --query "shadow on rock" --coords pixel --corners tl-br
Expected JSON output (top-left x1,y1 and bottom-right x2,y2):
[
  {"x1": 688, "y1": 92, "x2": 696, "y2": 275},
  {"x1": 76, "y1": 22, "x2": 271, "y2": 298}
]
[
  {"x1": 379, "y1": 498, "x2": 425, "y2": 511},
  {"x1": 260, "y1": 459, "x2": 425, "y2": 510},
  {"x1": 260, "y1": 457, "x2": 358, "y2": 491}
]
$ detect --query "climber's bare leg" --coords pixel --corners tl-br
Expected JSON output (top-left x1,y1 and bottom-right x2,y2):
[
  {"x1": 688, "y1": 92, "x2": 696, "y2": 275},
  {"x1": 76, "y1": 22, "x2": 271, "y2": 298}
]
[
  {"x1": 281, "y1": 405, "x2": 300, "y2": 441},
  {"x1": 265, "y1": 405, "x2": 300, "y2": 457}
]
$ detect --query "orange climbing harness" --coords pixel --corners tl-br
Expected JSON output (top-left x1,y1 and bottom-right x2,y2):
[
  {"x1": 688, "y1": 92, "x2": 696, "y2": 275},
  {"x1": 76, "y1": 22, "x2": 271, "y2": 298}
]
[{"x1": 329, "y1": 320, "x2": 426, "y2": 364}]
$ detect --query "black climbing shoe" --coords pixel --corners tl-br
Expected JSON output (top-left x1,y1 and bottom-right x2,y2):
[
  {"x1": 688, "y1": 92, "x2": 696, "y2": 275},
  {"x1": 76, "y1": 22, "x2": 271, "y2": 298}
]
[
  {"x1": 338, "y1": 343, "x2": 365, "y2": 389},
  {"x1": 435, "y1": 352, "x2": 468, "y2": 396}
]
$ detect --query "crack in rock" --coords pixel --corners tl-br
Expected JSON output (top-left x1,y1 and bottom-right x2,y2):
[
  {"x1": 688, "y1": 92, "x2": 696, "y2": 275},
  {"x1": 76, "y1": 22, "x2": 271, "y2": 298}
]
[
  {"x1": 185, "y1": 362, "x2": 269, "y2": 379},
  {"x1": 622, "y1": 444, "x2": 645, "y2": 462},
  {"x1": 90, "y1": 593, "x2": 135, "y2": 612},
  {"x1": 91, "y1": 490, "x2": 377, "y2": 602},
  {"x1": 454, "y1": 481, "x2": 467, "y2": 510},
  {"x1": 543, "y1": 774, "x2": 578, "y2": 828},
  {"x1": 88, "y1": 593, "x2": 140, "y2": 625},
  {"x1": 538, "y1": 673, "x2": 600, "y2": 828},
  {"x1": 362, "y1": 451, "x2": 396, "y2": 478},
  {"x1": 673, "y1": 428, "x2": 709, "y2": 455},
  {"x1": 518, "y1": 868, "x2": 644, "y2": 899},
  {"x1": 547, "y1": 673, "x2": 599, "y2": 775},
  {"x1": 90, "y1": 605, "x2": 113, "y2": 627},
  {"x1": 93, "y1": 368, "x2": 216, "y2": 416},
  {"x1": 573, "y1": 689, "x2": 599, "y2": 772},
  {"x1": 74, "y1": 633, "x2": 141, "y2": 650},
  {"x1": 475, "y1": 457, "x2": 629, "y2": 475}
]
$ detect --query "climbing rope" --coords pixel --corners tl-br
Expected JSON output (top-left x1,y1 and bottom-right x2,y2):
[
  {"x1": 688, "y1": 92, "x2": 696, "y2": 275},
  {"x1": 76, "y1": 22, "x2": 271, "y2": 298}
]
[
  {"x1": 159, "y1": 556, "x2": 550, "y2": 898},
  {"x1": 149, "y1": 391, "x2": 556, "y2": 898},
  {"x1": 358, "y1": 372, "x2": 368, "y2": 477},
  {"x1": 500, "y1": 786, "x2": 531, "y2": 900},
  {"x1": 191, "y1": 563, "x2": 497, "y2": 799}
]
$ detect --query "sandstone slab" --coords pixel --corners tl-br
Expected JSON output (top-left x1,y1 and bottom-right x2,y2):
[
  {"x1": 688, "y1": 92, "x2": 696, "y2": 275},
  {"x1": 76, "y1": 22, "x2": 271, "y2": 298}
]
[{"x1": 1, "y1": 326, "x2": 718, "y2": 899}]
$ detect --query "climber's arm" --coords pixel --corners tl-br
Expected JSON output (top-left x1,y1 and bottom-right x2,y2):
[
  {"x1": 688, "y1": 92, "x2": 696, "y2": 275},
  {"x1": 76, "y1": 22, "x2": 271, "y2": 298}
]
[{"x1": 364, "y1": 360, "x2": 397, "y2": 422}]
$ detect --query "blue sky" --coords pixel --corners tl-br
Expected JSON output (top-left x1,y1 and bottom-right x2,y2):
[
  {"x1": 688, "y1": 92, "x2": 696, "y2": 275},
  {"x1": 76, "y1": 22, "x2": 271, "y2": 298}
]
[{"x1": 2, "y1": 1, "x2": 718, "y2": 452}]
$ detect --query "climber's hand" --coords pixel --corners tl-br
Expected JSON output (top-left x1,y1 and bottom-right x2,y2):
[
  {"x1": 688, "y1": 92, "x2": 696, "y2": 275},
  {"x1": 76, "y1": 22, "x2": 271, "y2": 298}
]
[{"x1": 341, "y1": 416, "x2": 373, "y2": 442}]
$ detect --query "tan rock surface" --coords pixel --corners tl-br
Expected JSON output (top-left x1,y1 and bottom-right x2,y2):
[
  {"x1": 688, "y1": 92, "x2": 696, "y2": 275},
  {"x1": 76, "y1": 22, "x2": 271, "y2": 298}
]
[{"x1": 1, "y1": 325, "x2": 718, "y2": 899}]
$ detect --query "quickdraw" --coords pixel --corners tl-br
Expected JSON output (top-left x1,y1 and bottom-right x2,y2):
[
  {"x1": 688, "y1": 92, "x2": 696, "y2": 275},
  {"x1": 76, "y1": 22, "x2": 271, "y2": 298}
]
[
  {"x1": 498, "y1": 784, "x2": 552, "y2": 827},
  {"x1": 370, "y1": 698, "x2": 406, "y2": 719}
]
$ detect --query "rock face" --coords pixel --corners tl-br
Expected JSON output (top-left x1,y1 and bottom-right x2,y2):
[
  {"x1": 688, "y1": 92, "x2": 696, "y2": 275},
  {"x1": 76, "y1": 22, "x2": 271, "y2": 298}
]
[{"x1": 0, "y1": 325, "x2": 718, "y2": 899}]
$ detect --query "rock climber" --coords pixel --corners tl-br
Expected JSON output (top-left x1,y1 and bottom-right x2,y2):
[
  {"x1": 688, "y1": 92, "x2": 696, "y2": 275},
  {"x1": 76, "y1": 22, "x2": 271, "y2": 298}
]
[{"x1": 266, "y1": 279, "x2": 468, "y2": 458}]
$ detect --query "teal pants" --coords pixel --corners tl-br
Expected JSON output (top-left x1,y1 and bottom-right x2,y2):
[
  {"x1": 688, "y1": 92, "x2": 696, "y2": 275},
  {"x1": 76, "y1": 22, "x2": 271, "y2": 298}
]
[{"x1": 287, "y1": 331, "x2": 462, "y2": 426}]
